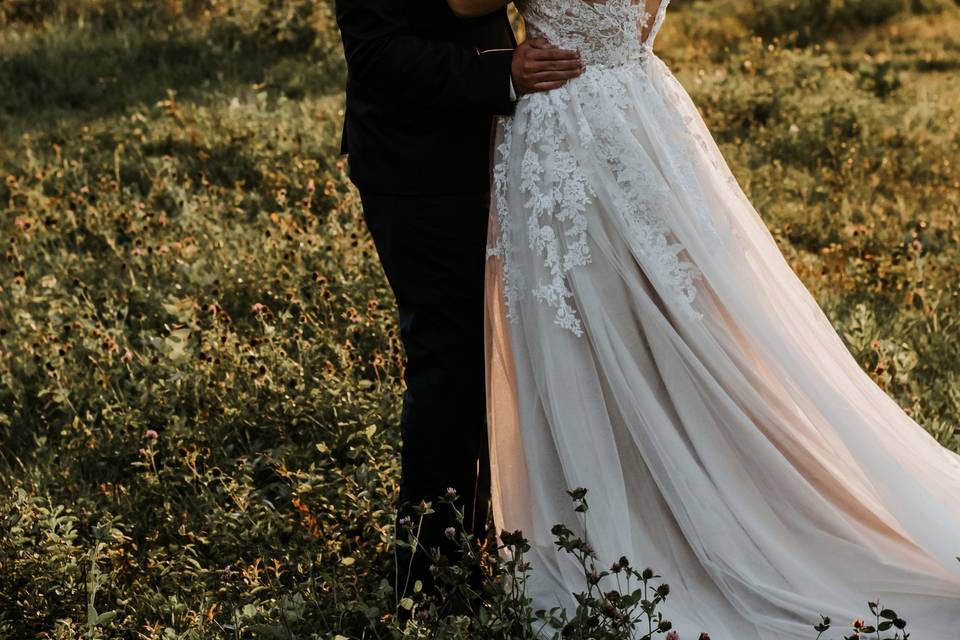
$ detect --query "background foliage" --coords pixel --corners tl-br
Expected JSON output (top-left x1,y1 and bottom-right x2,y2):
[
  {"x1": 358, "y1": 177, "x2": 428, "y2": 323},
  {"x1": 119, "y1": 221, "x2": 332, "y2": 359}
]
[{"x1": 1, "y1": 0, "x2": 958, "y2": 638}]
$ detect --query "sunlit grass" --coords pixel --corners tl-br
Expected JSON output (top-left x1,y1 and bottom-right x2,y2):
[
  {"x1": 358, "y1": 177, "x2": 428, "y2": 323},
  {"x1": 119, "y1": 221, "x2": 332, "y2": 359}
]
[{"x1": 0, "y1": 1, "x2": 958, "y2": 638}]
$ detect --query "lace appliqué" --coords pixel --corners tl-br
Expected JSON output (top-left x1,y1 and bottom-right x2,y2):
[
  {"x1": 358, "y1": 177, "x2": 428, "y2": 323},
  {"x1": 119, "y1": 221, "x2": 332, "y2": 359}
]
[
  {"x1": 490, "y1": 61, "x2": 704, "y2": 338},
  {"x1": 489, "y1": 0, "x2": 705, "y2": 336},
  {"x1": 491, "y1": 91, "x2": 593, "y2": 337},
  {"x1": 583, "y1": 66, "x2": 702, "y2": 318},
  {"x1": 518, "y1": 0, "x2": 670, "y2": 66}
]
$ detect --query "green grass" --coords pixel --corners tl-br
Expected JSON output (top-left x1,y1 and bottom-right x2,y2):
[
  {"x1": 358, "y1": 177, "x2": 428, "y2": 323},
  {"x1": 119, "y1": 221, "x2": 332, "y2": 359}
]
[{"x1": 0, "y1": 1, "x2": 958, "y2": 638}]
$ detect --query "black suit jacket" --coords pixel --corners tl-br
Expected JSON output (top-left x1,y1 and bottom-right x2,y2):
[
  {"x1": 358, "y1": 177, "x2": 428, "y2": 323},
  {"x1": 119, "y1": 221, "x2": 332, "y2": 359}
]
[{"x1": 335, "y1": 0, "x2": 516, "y2": 195}]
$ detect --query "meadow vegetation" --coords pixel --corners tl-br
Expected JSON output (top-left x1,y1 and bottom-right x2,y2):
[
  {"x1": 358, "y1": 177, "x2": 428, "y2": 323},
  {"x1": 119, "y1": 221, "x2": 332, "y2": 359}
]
[{"x1": 1, "y1": 0, "x2": 958, "y2": 638}]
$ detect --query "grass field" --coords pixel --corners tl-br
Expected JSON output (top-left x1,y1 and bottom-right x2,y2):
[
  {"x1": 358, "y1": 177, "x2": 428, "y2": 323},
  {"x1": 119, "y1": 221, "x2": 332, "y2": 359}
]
[{"x1": 1, "y1": 1, "x2": 959, "y2": 638}]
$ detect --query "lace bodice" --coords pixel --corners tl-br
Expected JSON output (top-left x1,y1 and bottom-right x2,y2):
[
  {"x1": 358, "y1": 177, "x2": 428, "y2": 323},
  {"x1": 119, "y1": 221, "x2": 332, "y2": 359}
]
[{"x1": 516, "y1": 0, "x2": 669, "y2": 66}]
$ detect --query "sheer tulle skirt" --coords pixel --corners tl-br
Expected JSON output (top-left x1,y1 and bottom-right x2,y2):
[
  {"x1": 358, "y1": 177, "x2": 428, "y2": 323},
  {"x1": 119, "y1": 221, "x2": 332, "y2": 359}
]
[{"x1": 485, "y1": 54, "x2": 960, "y2": 639}]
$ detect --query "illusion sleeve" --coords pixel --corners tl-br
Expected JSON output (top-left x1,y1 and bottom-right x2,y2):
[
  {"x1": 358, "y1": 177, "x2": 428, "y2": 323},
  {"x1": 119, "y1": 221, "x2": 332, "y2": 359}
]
[{"x1": 640, "y1": 0, "x2": 669, "y2": 48}]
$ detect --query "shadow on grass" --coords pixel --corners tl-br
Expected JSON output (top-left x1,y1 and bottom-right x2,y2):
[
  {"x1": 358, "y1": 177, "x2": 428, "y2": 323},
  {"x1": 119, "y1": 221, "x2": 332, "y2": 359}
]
[{"x1": 0, "y1": 19, "x2": 345, "y2": 143}]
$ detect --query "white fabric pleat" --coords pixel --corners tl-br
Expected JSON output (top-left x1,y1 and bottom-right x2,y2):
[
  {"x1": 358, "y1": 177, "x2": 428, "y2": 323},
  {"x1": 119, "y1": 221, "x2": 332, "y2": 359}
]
[{"x1": 485, "y1": 50, "x2": 960, "y2": 639}]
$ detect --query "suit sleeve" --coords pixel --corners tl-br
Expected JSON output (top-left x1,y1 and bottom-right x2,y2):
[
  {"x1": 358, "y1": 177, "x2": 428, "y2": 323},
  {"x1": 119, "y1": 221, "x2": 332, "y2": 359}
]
[{"x1": 336, "y1": 0, "x2": 515, "y2": 111}]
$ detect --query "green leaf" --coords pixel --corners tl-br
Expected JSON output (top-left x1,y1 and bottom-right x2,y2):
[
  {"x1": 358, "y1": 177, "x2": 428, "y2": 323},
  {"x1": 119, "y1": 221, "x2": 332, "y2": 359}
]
[
  {"x1": 95, "y1": 610, "x2": 117, "y2": 625},
  {"x1": 162, "y1": 296, "x2": 197, "y2": 323},
  {"x1": 164, "y1": 327, "x2": 193, "y2": 363}
]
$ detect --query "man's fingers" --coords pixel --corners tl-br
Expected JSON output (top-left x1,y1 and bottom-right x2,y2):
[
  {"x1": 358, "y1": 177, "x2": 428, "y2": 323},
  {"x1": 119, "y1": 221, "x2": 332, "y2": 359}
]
[
  {"x1": 528, "y1": 69, "x2": 584, "y2": 83},
  {"x1": 530, "y1": 81, "x2": 566, "y2": 92},
  {"x1": 529, "y1": 47, "x2": 580, "y2": 62},
  {"x1": 525, "y1": 37, "x2": 555, "y2": 49},
  {"x1": 515, "y1": 40, "x2": 585, "y2": 95},
  {"x1": 527, "y1": 59, "x2": 583, "y2": 72},
  {"x1": 521, "y1": 71, "x2": 584, "y2": 95}
]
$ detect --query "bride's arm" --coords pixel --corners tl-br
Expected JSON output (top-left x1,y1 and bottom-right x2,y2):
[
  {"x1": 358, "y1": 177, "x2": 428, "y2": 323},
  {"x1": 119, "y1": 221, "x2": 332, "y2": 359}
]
[{"x1": 446, "y1": 0, "x2": 511, "y2": 18}]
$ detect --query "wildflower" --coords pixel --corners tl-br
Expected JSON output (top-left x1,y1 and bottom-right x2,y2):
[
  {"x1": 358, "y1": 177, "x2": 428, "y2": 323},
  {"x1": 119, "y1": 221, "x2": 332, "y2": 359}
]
[
  {"x1": 699, "y1": 634, "x2": 711, "y2": 640},
  {"x1": 415, "y1": 609, "x2": 430, "y2": 621},
  {"x1": 144, "y1": 429, "x2": 159, "y2": 440},
  {"x1": 852, "y1": 618, "x2": 865, "y2": 629},
  {"x1": 500, "y1": 529, "x2": 525, "y2": 546},
  {"x1": 398, "y1": 516, "x2": 412, "y2": 527},
  {"x1": 429, "y1": 564, "x2": 439, "y2": 575},
  {"x1": 567, "y1": 487, "x2": 588, "y2": 500},
  {"x1": 121, "y1": 350, "x2": 133, "y2": 363},
  {"x1": 666, "y1": 631, "x2": 680, "y2": 640},
  {"x1": 251, "y1": 303, "x2": 266, "y2": 313},
  {"x1": 443, "y1": 527, "x2": 456, "y2": 540},
  {"x1": 610, "y1": 561, "x2": 622, "y2": 573},
  {"x1": 445, "y1": 486, "x2": 458, "y2": 499}
]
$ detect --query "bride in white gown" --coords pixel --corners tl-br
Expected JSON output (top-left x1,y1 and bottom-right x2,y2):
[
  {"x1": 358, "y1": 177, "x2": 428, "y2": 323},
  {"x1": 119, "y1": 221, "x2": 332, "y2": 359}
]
[{"x1": 451, "y1": 0, "x2": 960, "y2": 637}]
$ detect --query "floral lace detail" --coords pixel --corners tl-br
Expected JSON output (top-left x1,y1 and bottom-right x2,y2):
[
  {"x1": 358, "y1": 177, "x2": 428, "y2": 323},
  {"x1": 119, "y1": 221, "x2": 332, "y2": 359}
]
[
  {"x1": 581, "y1": 67, "x2": 702, "y2": 317},
  {"x1": 490, "y1": 58, "x2": 705, "y2": 337},
  {"x1": 489, "y1": 0, "x2": 709, "y2": 336},
  {"x1": 491, "y1": 91, "x2": 593, "y2": 337},
  {"x1": 517, "y1": 0, "x2": 670, "y2": 66}
]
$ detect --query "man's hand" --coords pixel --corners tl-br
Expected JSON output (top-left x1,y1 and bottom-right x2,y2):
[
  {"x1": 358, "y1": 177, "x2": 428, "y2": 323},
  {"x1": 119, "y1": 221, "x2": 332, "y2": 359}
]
[{"x1": 511, "y1": 38, "x2": 583, "y2": 96}]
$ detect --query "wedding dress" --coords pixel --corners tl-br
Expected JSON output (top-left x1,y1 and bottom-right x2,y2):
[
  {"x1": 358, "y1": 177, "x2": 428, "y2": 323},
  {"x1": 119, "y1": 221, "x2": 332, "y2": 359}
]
[{"x1": 483, "y1": 1, "x2": 960, "y2": 637}]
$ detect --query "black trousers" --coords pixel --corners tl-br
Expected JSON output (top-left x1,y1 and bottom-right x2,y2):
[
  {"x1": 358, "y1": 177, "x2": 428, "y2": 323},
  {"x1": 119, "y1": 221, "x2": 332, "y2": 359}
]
[{"x1": 359, "y1": 190, "x2": 491, "y2": 587}]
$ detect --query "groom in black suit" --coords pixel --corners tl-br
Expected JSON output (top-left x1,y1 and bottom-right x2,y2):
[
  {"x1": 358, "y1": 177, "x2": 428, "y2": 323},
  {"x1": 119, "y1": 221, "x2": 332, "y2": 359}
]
[{"x1": 335, "y1": 0, "x2": 581, "y2": 590}]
